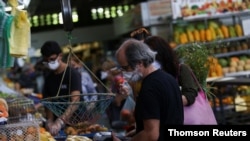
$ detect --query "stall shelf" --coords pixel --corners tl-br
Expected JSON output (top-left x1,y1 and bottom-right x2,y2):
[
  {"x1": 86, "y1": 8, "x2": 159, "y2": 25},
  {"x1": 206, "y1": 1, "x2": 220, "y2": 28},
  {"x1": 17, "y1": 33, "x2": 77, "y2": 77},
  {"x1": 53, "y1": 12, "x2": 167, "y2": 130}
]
[{"x1": 208, "y1": 77, "x2": 250, "y2": 124}]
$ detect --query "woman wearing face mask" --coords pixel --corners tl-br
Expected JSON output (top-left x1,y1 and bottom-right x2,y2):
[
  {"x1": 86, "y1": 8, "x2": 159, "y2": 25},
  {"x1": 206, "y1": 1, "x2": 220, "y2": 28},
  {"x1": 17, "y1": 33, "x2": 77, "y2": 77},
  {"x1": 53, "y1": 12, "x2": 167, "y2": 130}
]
[
  {"x1": 144, "y1": 36, "x2": 198, "y2": 106},
  {"x1": 102, "y1": 59, "x2": 135, "y2": 131},
  {"x1": 40, "y1": 41, "x2": 82, "y2": 136}
]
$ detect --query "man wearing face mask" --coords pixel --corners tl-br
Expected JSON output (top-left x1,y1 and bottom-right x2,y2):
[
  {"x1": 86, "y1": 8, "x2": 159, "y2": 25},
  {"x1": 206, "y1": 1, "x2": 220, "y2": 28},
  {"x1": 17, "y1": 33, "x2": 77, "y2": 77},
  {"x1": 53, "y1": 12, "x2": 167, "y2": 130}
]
[
  {"x1": 40, "y1": 41, "x2": 82, "y2": 136},
  {"x1": 112, "y1": 39, "x2": 183, "y2": 141}
]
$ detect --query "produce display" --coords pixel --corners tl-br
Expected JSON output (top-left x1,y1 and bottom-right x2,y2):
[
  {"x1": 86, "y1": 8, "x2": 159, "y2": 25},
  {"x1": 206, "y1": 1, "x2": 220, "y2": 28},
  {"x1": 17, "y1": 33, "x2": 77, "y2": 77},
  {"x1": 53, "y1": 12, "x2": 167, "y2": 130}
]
[
  {"x1": 0, "y1": 122, "x2": 40, "y2": 141},
  {"x1": 207, "y1": 55, "x2": 250, "y2": 78},
  {"x1": 214, "y1": 41, "x2": 249, "y2": 53},
  {"x1": 64, "y1": 122, "x2": 108, "y2": 135},
  {"x1": 66, "y1": 135, "x2": 92, "y2": 141},
  {"x1": 221, "y1": 56, "x2": 250, "y2": 73},
  {"x1": 174, "y1": 21, "x2": 243, "y2": 45},
  {"x1": 0, "y1": 92, "x2": 16, "y2": 99},
  {"x1": 210, "y1": 85, "x2": 250, "y2": 110},
  {"x1": 172, "y1": 0, "x2": 250, "y2": 19},
  {"x1": 39, "y1": 127, "x2": 56, "y2": 141},
  {"x1": 207, "y1": 56, "x2": 223, "y2": 77},
  {"x1": 171, "y1": 0, "x2": 250, "y2": 80}
]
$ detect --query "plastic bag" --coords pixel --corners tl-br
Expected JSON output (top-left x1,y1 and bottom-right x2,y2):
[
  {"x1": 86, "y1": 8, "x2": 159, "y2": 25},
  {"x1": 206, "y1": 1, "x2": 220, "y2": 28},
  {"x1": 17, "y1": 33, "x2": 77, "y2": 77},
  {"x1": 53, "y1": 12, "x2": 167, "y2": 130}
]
[{"x1": 122, "y1": 96, "x2": 135, "y2": 113}]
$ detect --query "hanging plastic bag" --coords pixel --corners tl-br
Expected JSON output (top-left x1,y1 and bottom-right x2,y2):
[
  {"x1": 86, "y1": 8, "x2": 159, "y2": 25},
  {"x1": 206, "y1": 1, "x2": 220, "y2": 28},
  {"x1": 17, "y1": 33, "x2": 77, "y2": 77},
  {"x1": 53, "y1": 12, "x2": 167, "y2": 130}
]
[
  {"x1": 0, "y1": 1, "x2": 15, "y2": 68},
  {"x1": 122, "y1": 96, "x2": 135, "y2": 113},
  {"x1": 9, "y1": 7, "x2": 31, "y2": 57}
]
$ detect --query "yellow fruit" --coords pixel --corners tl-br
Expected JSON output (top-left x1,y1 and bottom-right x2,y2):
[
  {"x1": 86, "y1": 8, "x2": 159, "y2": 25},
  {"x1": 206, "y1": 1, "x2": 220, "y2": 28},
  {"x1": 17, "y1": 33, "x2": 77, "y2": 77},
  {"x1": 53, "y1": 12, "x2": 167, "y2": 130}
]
[
  {"x1": 205, "y1": 29, "x2": 212, "y2": 41},
  {"x1": 221, "y1": 25, "x2": 229, "y2": 38},
  {"x1": 193, "y1": 30, "x2": 200, "y2": 42},
  {"x1": 187, "y1": 30, "x2": 194, "y2": 42},
  {"x1": 209, "y1": 27, "x2": 216, "y2": 40},
  {"x1": 235, "y1": 24, "x2": 243, "y2": 36},
  {"x1": 216, "y1": 28, "x2": 224, "y2": 39},
  {"x1": 200, "y1": 29, "x2": 205, "y2": 42},
  {"x1": 180, "y1": 33, "x2": 188, "y2": 44}
]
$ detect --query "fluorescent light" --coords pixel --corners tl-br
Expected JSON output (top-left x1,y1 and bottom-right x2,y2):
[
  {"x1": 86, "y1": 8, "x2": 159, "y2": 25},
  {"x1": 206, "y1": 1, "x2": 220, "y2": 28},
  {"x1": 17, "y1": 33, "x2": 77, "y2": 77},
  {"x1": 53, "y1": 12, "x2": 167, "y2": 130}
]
[{"x1": 5, "y1": 5, "x2": 25, "y2": 12}]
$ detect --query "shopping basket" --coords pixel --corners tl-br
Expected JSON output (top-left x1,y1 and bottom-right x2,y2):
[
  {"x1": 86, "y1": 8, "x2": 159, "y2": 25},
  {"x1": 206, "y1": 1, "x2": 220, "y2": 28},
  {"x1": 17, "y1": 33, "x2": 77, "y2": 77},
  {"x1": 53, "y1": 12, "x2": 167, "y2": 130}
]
[{"x1": 41, "y1": 93, "x2": 115, "y2": 126}]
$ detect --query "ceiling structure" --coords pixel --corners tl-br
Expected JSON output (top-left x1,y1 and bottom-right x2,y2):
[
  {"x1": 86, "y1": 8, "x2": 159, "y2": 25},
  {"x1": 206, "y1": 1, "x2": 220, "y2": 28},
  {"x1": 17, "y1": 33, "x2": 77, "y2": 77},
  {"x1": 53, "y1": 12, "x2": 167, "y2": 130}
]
[{"x1": 25, "y1": 0, "x2": 145, "y2": 32}]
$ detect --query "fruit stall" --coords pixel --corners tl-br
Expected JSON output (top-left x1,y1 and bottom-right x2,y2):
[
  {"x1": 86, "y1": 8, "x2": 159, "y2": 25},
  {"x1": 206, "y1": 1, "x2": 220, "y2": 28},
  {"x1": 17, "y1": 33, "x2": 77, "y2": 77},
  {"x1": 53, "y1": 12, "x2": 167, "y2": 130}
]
[
  {"x1": 0, "y1": 86, "x2": 121, "y2": 141},
  {"x1": 170, "y1": 0, "x2": 250, "y2": 124}
]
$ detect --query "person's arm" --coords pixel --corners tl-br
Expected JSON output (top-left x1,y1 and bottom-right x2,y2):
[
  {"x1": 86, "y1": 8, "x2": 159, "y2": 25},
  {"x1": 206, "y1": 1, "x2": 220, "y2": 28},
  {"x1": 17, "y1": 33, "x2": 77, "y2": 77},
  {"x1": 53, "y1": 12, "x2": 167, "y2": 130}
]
[
  {"x1": 131, "y1": 119, "x2": 159, "y2": 141},
  {"x1": 48, "y1": 90, "x2": 80, "y2": 136},
  {"x1": 113, "y1": 119, "x2": 159, "y2": 141},
  {"x1": 179, "y1": 64, "x2": 199, "y2": 106},
  {"x1": 61, "y1": 68, "x2": 82, "y2": 121},
  {"x1": 182, "y1": 95, "x2": 189, "y2": 106},
  {"x1": 44, "y1": 107, "x2": 55, "y2": 131},
  {"x1": 60, "y1": 90, "x2": 81, "y2": 121}
]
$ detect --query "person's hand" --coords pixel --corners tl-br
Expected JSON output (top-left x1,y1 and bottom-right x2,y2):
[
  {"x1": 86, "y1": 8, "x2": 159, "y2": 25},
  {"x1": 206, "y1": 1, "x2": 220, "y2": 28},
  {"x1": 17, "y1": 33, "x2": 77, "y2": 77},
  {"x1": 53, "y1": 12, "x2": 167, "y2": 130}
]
[
  {"x1": 112, "y1": 131, "x2": 122, "y2": 141},
  {"x1": 48, "y1": 118, "x2": 64, "y2": 136},
  {"x1": 45, "y1": 120, "x2": 53, "y2": 131},
  {"x1": 119, "y1": 82, "x2": 130, "y2": 97}
]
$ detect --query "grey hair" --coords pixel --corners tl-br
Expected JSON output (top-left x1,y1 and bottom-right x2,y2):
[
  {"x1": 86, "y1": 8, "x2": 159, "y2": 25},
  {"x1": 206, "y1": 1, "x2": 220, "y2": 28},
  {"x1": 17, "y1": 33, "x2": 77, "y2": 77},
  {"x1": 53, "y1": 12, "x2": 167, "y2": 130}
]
[{"x1": 120, "y1": 39, "x2": 157, "y2": 69}]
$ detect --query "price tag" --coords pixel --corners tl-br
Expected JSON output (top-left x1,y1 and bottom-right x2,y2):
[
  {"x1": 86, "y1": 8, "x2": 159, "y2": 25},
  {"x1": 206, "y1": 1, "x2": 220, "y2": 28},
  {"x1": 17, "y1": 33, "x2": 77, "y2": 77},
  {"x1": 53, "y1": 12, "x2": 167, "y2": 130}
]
[{"x1": 242, "y1": 19, "x2": 250, "y2": 36}]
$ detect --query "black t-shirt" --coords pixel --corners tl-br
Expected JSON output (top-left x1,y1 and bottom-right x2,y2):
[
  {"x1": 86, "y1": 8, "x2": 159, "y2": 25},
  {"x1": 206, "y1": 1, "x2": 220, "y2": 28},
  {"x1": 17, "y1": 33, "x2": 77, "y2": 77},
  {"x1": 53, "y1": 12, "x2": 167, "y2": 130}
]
[
  {"x1": 135, "y1": 69, "x2": 184, "y2": 141},
  {"x1": 43, "y1": 66, "x2": 82, "y2": 99}
]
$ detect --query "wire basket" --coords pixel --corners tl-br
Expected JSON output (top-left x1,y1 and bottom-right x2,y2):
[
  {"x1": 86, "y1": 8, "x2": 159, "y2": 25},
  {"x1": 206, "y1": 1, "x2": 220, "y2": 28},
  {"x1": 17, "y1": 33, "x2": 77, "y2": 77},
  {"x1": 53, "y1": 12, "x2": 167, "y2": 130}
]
[
  {"x1": 41, "y1": 93, "x2": 115, "y2": 126},
  {"x1": 7, "y1": 96, "x2": 36, "y2": 123},
  {"x1": 0, "y1": 121, "x2": 40, "y2": 141}
]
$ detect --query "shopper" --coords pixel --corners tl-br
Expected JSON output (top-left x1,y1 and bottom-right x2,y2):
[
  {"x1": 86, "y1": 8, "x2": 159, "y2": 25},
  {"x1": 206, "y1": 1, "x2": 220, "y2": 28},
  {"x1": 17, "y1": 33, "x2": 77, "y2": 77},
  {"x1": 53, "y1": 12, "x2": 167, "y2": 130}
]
[
  {"x1": 70, "y1": 55, "x2": 97, "y2": 101},
  {"x1": 102, "y1": 59, "x2": 134, "y2": 130},
  {"x1": 128, "y1": 27, "x2": 151, "y2": 98},
  {"x1": 40, "y1": 41, "x2": 82, "y2": 136},
  {"x1": 112, "y1": 39, "x2": 184, "y2": 141},
  {"x1": 144, "y1": 36, "x2": 199, "y2": 106},
  {"x1": 17, "y1": 62, "x2": 38, "y2": 93}
]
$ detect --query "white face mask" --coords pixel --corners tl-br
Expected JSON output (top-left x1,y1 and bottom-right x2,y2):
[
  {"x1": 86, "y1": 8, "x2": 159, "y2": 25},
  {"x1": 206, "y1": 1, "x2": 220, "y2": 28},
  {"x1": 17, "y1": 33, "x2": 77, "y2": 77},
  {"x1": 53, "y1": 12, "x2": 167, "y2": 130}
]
[
  {"x1": 48, "y1": 59, "x2": 60, "y2": 70},
  {"x1": 17, "y1": 58, "x2": 25, "y2": 67},
  {"x1": 122, "y1": 67, "x2": 142, "y2": 82},
  {"x1": 101, "y1": 71, "x2": 108, "y2": 80},
  {"x1": 152, "y1": 60, "x2": 161, "y2": 69}
]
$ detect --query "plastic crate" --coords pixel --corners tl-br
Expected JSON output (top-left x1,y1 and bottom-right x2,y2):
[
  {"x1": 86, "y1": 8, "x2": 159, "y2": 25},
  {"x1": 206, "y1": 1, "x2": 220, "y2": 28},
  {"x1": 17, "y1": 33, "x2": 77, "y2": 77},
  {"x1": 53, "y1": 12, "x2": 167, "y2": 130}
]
[{"x1": 0, "y1": 121, "x2": 40, "y2": 141}]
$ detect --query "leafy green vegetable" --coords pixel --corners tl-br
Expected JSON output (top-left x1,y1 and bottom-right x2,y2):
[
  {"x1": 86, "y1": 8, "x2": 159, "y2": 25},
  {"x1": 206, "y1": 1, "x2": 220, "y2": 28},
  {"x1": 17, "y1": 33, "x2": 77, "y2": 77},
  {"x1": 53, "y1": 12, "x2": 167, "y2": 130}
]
[
  {"x1": 176, "y1": 43, "x2": 215, "y2": 97},
  {"x1": 0, "y1": 92, "x2": 16, "y2": 99}
]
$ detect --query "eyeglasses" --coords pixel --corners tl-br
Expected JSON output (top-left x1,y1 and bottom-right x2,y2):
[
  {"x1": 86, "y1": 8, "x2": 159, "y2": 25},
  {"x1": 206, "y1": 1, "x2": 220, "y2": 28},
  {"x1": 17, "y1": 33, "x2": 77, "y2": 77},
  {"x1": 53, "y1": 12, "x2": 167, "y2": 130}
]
[{"x1": 42, "y1": 55, "x2": 58, "y2": 65}]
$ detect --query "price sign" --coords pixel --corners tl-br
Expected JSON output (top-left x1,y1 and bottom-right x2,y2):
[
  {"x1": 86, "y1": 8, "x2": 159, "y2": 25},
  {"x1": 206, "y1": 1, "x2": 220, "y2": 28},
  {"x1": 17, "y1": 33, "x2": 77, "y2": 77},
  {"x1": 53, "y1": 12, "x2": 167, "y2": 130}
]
[{"x1": 242, "y1": 19, "x2": 250, "y2": 36}]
